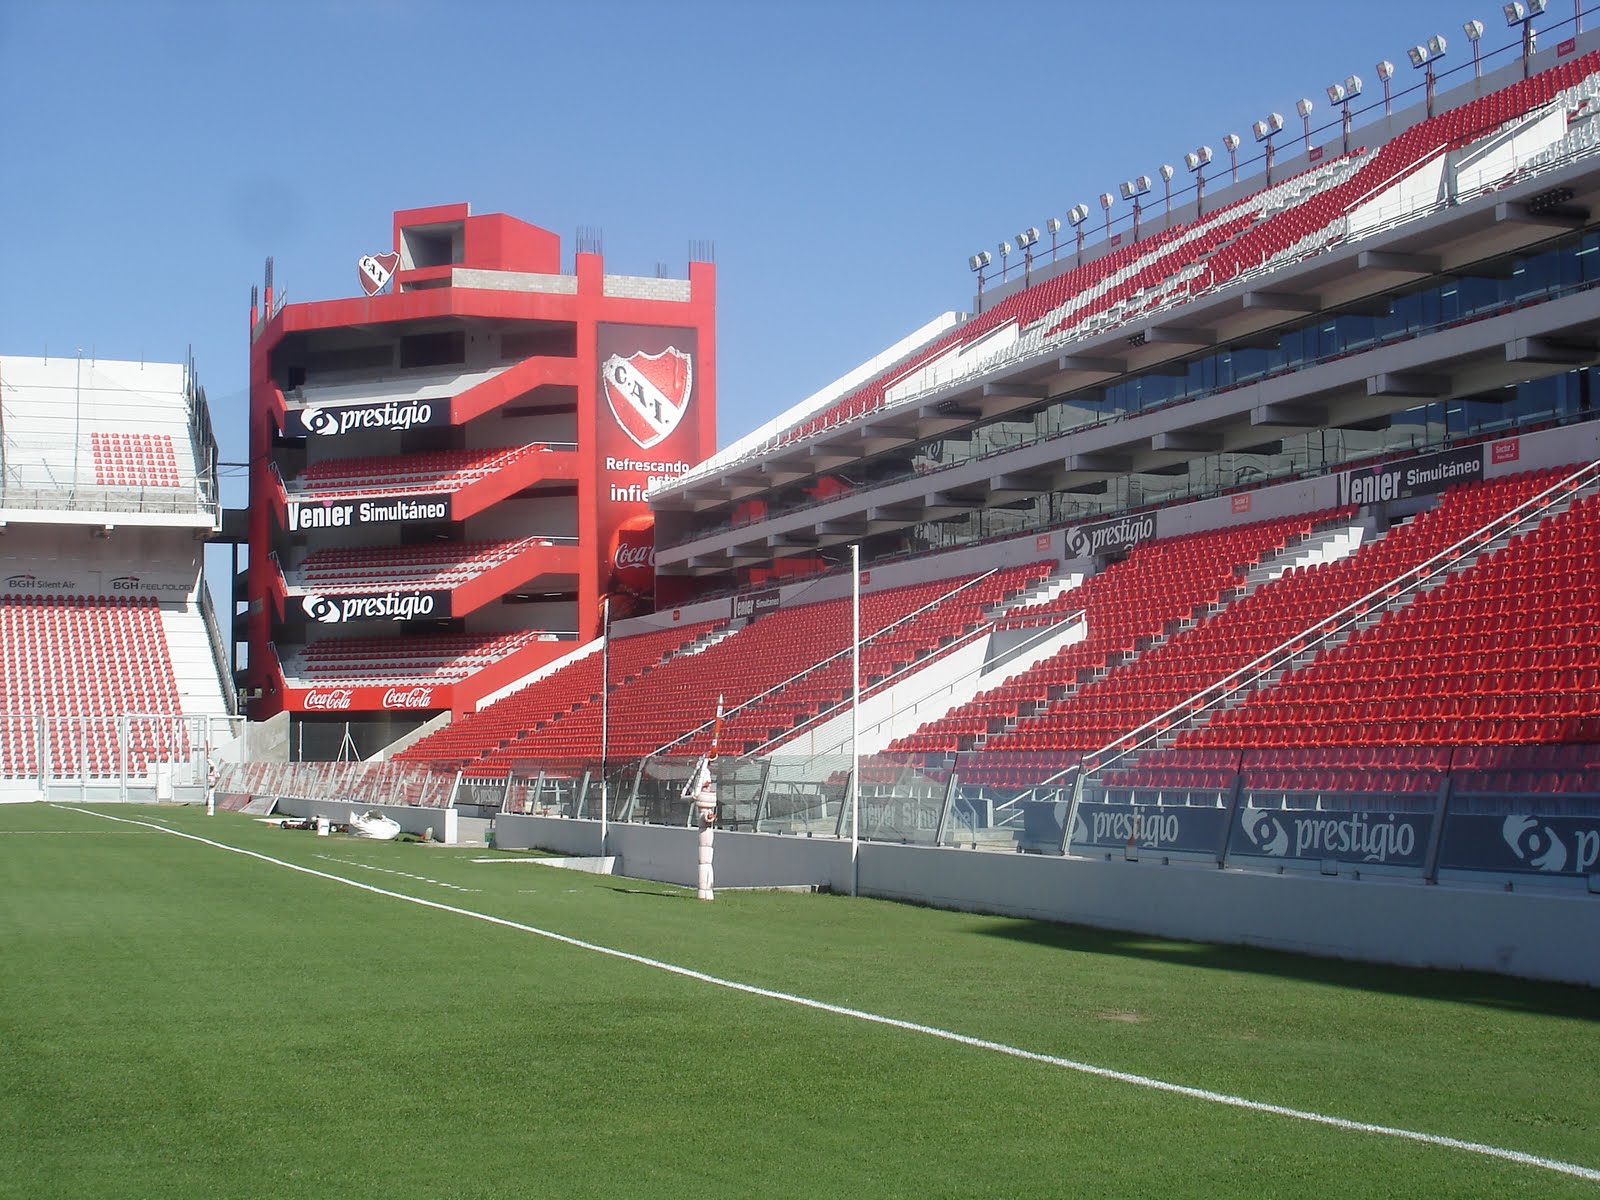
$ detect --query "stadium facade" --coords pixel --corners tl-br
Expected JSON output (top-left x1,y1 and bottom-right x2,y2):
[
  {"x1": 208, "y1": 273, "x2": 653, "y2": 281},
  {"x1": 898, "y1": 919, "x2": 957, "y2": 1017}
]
[
  {"x1": 244, "y1": 203, "x2": 715, "y2": 755},
  {"x1": 0, "y1": 353, "x2": 236, "y2": 799}
]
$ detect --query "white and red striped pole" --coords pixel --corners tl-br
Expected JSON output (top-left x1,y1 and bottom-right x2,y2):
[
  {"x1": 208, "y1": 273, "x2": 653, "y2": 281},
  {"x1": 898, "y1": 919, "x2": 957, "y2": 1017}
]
[{"x1": 693, "y1": 696, "x2": 723, "y2": 900}]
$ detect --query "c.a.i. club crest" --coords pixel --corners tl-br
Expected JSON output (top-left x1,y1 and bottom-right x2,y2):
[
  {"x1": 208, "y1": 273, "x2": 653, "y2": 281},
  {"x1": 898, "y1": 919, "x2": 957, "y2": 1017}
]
[{"x1": 602, "y1": 348, "x2": 692, "y2": 450}]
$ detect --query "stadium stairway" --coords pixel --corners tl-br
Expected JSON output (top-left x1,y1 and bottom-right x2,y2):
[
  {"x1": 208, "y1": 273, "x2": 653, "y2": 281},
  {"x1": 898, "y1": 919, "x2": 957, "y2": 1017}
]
[
  {"x1": 886, "y1": 512, "x2": 1340, "y2": 760},
  {"x1": 394, "y1": 564, "x2": 1055, "y2": 773}
]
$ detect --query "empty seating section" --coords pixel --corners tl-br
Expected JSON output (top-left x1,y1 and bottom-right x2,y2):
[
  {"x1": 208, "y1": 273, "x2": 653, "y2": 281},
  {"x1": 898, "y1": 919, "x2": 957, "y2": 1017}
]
[
  {"x1": 288, "y1": 444, "x2": 559, "y2": 497},
  {"x1": 1449, "y1": 743, "x2": 1600, "y2": 799},
  {"x1": 1183, "y1": 472, "x2": 1600, "y2": 751},
  {"x1": 395, "y1": 620, "x2": 727, "y2": 766},
  {"x1": 281, "y1": 630, "x2": 546, "y2": 685},
  {"x1": 289, "y1": 537, "x2": 553, "y2": 593},
  {"x1": 756, "y1": 53, "x2": 1599, "y2": 459},
  {"x1": 1100, "y1": 746, "x2": 1450, "y2": 798},
  {"x1": 0, "y1": 594, "x2": 183, "y2": 776},
  {"x1": 401, "y1": 564, "x2": 1050, "y2": 772},
  {"x1": 90, "y1": 432, "x2": 180, "y2": 488},
  {"x1": 890, "y1": 514, "x2": 1319, "y2": 756}
]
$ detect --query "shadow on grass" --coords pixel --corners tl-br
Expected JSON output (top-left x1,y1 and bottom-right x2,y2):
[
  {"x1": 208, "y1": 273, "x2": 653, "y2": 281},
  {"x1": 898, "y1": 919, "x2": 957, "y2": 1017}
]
[
  {"x1": 602, "y1": 886, "x2": 689, "y2": 899},
  {"x1": 973, "y1": 918, "x2": 1600, "y2": 1020}
]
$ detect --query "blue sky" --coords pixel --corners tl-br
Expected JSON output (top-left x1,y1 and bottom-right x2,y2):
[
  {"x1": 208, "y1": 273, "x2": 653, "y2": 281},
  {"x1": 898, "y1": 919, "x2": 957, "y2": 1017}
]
[{"x1": 0, "y1": 0, "x2": 1547, "y2": 505}]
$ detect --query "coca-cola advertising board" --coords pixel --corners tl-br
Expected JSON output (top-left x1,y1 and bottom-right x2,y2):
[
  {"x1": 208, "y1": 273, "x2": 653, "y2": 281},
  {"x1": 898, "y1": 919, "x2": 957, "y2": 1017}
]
[
  {"x1": 595, "y1": 324, "x2": 707, "y2": 590},
  {"x1": 608, "y1": 514, "x2": 656, "y2": 597},
  {"x1": 284, "y1": 684, "x2": 449, "y2": 713}
]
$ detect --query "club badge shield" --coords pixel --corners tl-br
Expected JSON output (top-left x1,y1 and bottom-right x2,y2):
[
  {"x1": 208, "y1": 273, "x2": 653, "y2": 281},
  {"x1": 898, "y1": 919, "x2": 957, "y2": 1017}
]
[
  {"x1": 602, "y1": 348, "x2": 693, "y2": 450},
  {"x1": 358, "y1": 251, "x2": 401, "y2": 297}
]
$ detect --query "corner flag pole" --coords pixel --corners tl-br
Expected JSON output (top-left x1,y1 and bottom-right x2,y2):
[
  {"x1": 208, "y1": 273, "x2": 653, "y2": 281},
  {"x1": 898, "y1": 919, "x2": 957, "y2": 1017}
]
[
  {"x1": 600, "y1": 595, "x2": 610, "y2": 857},
  {"x1": 692, "y1": 695, "x2": 724, "y2": 901},
  {"x1": 850, "y1": 543, "x2": 861, "y2": 898}
]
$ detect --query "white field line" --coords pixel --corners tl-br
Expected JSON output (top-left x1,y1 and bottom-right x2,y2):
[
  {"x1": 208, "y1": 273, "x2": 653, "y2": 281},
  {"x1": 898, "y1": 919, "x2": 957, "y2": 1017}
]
[{"x1": 58, "y1": 806, "x2": 1600, "y2": 1185}]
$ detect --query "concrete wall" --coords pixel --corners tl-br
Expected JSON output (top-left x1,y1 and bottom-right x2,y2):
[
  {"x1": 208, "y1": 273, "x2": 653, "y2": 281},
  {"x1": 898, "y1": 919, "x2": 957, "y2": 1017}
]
[
  {"x1": 242, "y1": 711, "x2": 291, "y2": 762},
  {"x1": 492, "y1": 815, "x2": 1600, "y2": 987}
]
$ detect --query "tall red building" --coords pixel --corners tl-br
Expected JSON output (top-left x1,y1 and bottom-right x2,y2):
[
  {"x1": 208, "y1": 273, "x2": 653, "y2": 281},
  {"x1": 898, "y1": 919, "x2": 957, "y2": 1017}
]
[{"x1": 245, "y1": 204, "x2": 715, "y2": 750}]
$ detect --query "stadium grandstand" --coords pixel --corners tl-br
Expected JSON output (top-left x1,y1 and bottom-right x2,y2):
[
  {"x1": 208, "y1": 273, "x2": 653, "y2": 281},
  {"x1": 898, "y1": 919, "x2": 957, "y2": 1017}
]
[
  {"x1": 384, "y1": 18, "x2": 1600, "y2": 914},
  {"x1": 8, "y1": 5, "x2": 1600, "y2": 982},
  {"x1": 0, "y1": 354, "x2": 239, "y2": 800}
]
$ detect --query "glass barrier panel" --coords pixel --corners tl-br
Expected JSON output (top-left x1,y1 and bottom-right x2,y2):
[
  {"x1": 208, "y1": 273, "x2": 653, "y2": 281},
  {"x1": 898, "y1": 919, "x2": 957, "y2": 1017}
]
[
  {"x1": 757, "y1": 754, "x2": 849, "y2": 836},
  {"x1": 632, "y1": 756, "x2": 699, "y2": 826},
  {"x1": 950, "y1": 749, "x2": 1082, "y2": 853},
  {"x1": 855, "y1": 754, "x2": 951, "y2": 846}
]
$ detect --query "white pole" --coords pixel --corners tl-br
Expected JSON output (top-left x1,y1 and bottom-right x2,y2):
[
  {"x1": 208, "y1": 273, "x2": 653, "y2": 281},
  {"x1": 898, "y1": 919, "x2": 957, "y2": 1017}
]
[
  {"x1": 693, "y1": 695, "x2": 723, "y2": 901},
  {"x1": 850, "y1": 543, "x2": 861, "y2": 898},
  {"x1": 600, "y1": 596, "x2": 610, "y2": 857}
]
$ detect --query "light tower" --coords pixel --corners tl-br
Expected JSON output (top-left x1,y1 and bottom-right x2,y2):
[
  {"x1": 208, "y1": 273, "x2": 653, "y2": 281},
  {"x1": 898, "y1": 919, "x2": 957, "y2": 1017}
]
[
  {"x1": 1326, "y1": 75, "x2": 1363, "y2": 154},
  {"x1": 1185, "y1": 145, "x2": 1213, "y2": 216}
]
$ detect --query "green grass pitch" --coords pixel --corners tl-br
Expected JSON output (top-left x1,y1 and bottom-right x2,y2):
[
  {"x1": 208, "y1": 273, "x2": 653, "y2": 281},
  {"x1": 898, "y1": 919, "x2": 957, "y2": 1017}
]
[{"x1": 1, "y1": 802, "x2": 1596, "y2": 1199}]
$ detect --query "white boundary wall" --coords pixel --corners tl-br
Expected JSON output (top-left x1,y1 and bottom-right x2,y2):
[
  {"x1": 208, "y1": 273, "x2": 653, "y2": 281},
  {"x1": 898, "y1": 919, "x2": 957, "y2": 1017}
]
[{"x1": 492, "y1": 815, "x2": 1600, "y2": 987}]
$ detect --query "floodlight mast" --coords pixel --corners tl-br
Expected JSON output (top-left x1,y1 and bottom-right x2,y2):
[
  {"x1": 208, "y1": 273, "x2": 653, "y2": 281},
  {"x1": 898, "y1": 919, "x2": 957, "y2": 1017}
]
[
  {"x1": 1158, "y1": 163, "x2": 1175, "y2": 216},
  {"x1": 1295, "y1": 97, "x2": 1314, "y2": 154},
  {"x1": 1046, "y1": 216, "x2": 1063, "y2": 263},
  {"x1": 968, "y1": 250, "x2": 991, "y2": 311},
  {"x1": 1464, "y1": 19, "x2": 1485, "y2": 77},
  {"x1": 1185, "y1": 145, "x2": 1212, "y2": 216},
  {"x1": 1098, "y1": 191, "x2": 1114, "y2": 242},
  {"x1": 1407, "y1": 34, "x2": 1448, "y2": 117},
  {"x1": 1066, "y1": 203, "x2": 1090, "y2": 266},
  {"x1": 1504, "y1": 1, "x2": 1546, "y2": 80},
  {"x1": 1222, "y1": 132, "x2": 1242, "y2": 183},
  {"x1": 1016, "y1": 226, "x2": 1041, "y2": 286},
  {"x1": 1251, "y1": 113, "x2": 1283, "y2": 184},
  {"x1": 1376, "y1": 58, "x2": 1396, "y2": 115},
  {"x1": 1118, "y1": 177, "x2": 1152, "y2": 240},
  {"x1": 1327, "y1": 75, "x2": 1363, "y2": 154},
  {"x1": 998, "y1": 239, "x2": 1013, "y2": 282}
]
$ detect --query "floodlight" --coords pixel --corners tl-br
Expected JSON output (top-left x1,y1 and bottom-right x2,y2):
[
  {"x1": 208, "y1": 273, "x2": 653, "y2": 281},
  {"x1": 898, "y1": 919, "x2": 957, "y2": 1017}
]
[
  {"x1": 1408, "y1": 35, "x2": 1448, "y2": 115},
  {"x1": 998, "y1": 240, "x2": 1013, "y2": 256},
  {"x1": 1464, "y1": 18, "x2": 1484, "y2": 39},
  {"x1": 1045, "y1": 216, "x2": 1062, "y2": 234},
  {"x1": 1065, "y1": 203, "x2": 1091, "y2": 266},
  {"x1": 1505, "y1": 0, "x2": 1544, "y2": 79},
  {"x1": 1098, "y1": 192, "x2": 1114, "y2": 210},
  {"x1": 1330, "y1": 75, "x2": 1362, "y2": 152},
  {"x1": 1376, "y1": 58, "x2": 1396, "y2": 115},
  {"x1": 1119, "y1": 177, "x2": 1152, "y2": 200},
  {"x1": 967, "y1": 252, "x2": 990, "y2": 271},
  {"x1": 1017, "y1": 226, "x2": 1040, "y2": 247},
  {"x1": 1295, "y1": 98, "x2": 1314, "y2": 120},
  {"x1": 1158, "y1": 163, "x2": 1175, "y2": 182},
  {"x1": 1184, "y1": 145, "x2": 1213, "y2": 171},
  {"x1": 1251, "y1": 113, "x2": 1283, "y2": 142},
  {"x1": 1221, "y1": 132, "x2": 1242, "y2": 152}
]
